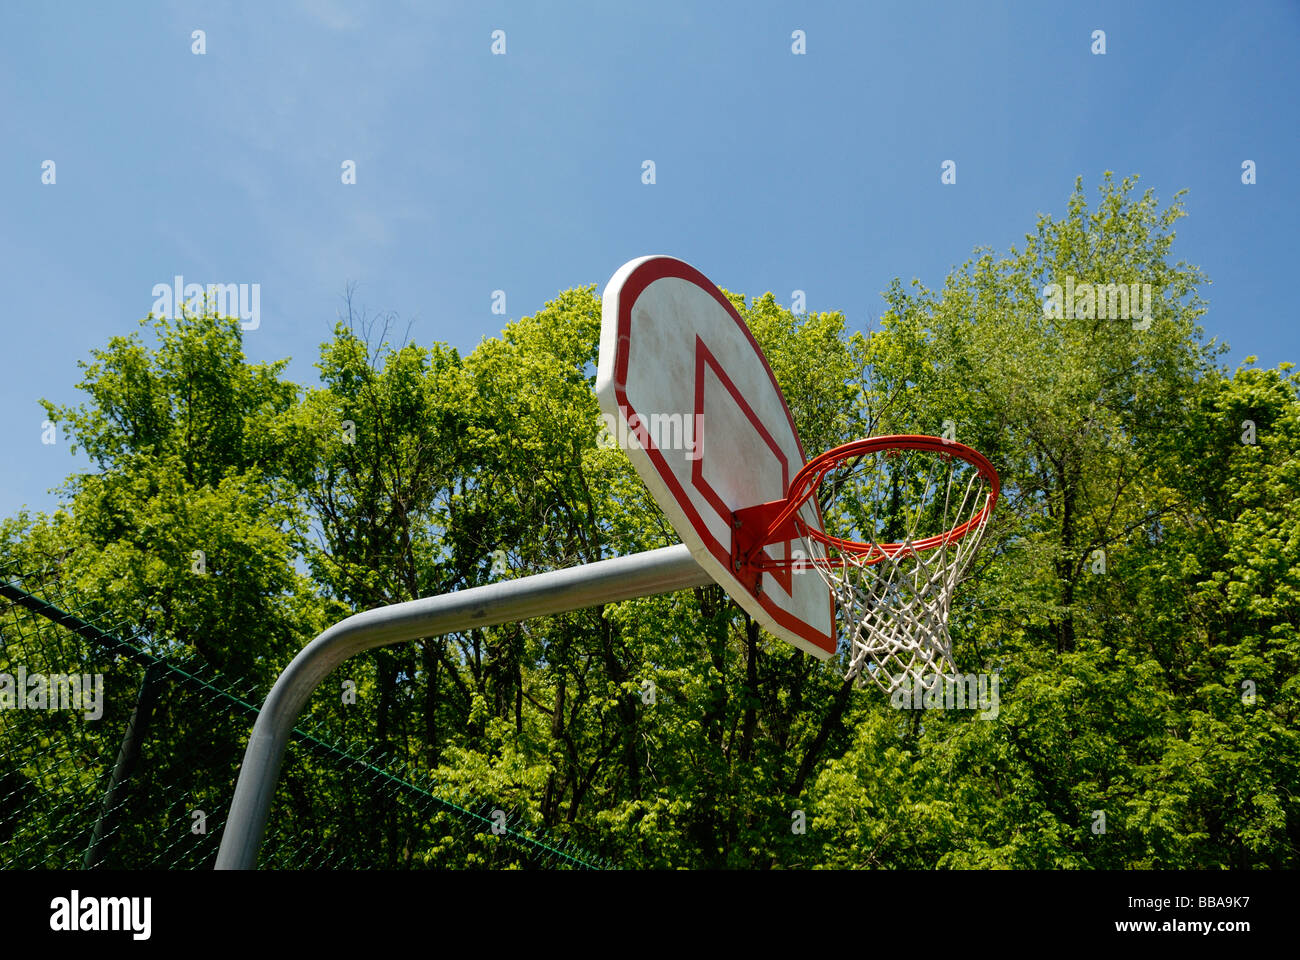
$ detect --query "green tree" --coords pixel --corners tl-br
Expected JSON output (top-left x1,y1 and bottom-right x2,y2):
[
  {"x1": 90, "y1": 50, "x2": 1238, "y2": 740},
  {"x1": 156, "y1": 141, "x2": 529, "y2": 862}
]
[
  {"x1": 3, "y1": 309, "x2": 328, "y2": 867},
  {"x1": 806, "y1": 175, "x2": 1297, "y2": 868}
]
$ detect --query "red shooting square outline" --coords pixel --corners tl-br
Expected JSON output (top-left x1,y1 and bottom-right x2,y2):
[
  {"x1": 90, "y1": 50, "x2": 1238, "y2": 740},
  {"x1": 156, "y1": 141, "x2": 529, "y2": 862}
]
[{"x1": 691, "y1": 336, "x2": 793, "y2": 599}]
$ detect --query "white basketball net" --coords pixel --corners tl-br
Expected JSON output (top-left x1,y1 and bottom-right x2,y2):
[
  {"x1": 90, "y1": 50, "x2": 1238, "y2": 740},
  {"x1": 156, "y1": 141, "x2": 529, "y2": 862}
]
[{"x1": 799, "y1": 446, "x2": 995, "y2": 694}]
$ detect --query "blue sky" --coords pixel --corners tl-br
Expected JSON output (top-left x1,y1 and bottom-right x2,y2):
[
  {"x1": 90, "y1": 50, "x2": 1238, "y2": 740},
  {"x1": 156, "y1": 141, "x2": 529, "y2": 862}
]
[{"x1": 2, "y1": 0, "x2": 1297, "y2": 521}]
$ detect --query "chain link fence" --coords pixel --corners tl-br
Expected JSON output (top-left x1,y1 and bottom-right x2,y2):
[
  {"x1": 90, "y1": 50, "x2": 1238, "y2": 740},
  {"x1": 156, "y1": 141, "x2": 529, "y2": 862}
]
[{"x1": 0, "y1": 558, "x2": 608, "y2": 870}]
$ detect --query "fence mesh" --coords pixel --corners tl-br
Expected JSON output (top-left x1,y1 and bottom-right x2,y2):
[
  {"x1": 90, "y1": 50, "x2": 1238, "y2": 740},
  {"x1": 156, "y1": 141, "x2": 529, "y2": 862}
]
[{"x1": 0, "y1": 558, "x2": 609, "y2": 870}]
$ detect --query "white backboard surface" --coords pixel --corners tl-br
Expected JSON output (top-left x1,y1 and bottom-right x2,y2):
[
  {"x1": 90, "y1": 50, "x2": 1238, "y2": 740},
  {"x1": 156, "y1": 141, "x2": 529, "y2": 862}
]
[{"x1": 596, "y1": 256, "x2": 835, "y2": 659}]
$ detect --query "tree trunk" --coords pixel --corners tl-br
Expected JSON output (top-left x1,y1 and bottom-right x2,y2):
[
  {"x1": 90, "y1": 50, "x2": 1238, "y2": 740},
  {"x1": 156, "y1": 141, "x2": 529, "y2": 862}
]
[
  {"x1": 422, "y1": 638, "x2": 440, "y2": 768},
  {"x1": 541, "y1": 676, "x2": 566, "y2": 824},
  {"x1": 739, "y1": 618, "x2": 760, "y2": 763},
  {"x1": 792, "y1": 674, "x2": 854, "y2": 796}
]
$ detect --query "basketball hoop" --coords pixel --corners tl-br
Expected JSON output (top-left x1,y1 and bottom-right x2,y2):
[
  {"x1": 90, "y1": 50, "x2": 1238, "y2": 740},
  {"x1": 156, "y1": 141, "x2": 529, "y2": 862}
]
[{"x1": 732, "y1": 435, "x2": 999, "y2": 693}]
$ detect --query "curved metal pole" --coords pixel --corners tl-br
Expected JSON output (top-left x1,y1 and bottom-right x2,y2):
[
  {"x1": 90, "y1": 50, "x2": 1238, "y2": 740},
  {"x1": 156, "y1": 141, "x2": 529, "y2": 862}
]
[{"x1": 215, "y1": 544, "x2": 711, "y2": 869}]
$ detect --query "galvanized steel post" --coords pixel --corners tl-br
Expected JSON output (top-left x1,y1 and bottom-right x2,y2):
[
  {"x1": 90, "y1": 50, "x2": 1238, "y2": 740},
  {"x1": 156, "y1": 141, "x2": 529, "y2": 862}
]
[{"x1": 216, "y1": 544, "x2": 711, "y2": 869}]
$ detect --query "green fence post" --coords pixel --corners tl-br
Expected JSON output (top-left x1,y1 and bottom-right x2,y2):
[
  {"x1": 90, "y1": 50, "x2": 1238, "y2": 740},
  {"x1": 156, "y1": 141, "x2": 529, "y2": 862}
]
[{"x1": 82, "y1": 661, "x2": 166, "y2": 869}]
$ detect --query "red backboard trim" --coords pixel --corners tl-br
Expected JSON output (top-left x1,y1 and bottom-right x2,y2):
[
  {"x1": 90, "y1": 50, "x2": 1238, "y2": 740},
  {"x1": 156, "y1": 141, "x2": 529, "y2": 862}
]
[{"x1": 610, "y1": 257, "x2": 834, "y2": 654}]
